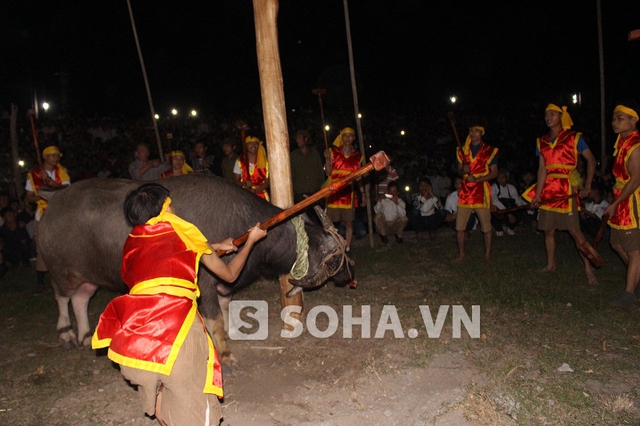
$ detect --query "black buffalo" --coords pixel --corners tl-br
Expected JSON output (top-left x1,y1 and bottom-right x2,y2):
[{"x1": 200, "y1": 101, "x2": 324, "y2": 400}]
[{"x1": 38, "y1": 175, "x2": 353, "y2": 361}]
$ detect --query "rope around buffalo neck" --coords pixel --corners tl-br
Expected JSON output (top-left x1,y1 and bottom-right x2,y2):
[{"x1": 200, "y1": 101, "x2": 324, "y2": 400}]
[{"x1": 289, "y1": 216, "x2": 310, "y2": 280}]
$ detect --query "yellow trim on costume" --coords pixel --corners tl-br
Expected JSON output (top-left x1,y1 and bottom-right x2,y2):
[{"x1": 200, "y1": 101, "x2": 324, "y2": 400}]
[
  {"x1": 146, "y1": 201, "x2": 212, "y2": 255},
  {"x1": 106, "y1": 302, "x2": 198, "y2": 375},
  {"x1": 130, "y1": 283, "x2": 199, "y2": 299}
]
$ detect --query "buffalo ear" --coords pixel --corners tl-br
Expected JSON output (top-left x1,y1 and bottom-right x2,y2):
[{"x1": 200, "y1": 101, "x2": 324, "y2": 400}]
[{"x1": 300, "y1": 212, "x2": 316, "y2": 226}]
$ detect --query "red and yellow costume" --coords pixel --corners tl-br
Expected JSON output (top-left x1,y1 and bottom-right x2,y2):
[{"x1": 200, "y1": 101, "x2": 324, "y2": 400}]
[
  {"x1": 609, "y1": 129, "x2": 640, "y2": 230},
  {"x1": 522, "y1": 129, "x2": 582, "y2": 213},
  {"x1": 237, "y1": 158, "x2": 269, "y2": 201},
  {"x1": 456, "y1": 140, "x2": 498, "y2": 209},
  {"x1": 326, "y1": 128, "x2": 364, "y2": 209},
  {"x1": 92, "y1": 201, "x2": 223, "y2": 397},
  {"x1": 160, "y1": 150, "x2": 194, "y2": 178},
  {"x1": 27, "y1": 164, "x2": 70, "y2": 220}
]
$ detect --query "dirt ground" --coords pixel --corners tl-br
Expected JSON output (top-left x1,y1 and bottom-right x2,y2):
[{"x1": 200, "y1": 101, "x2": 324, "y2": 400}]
[{"x1": 0, "y1": 231, "x2": 497, "y2": 426}]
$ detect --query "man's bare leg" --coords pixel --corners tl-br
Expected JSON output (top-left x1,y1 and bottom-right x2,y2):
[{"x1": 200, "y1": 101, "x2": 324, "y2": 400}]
[
  {"x1": 625, "y1": 250, "x2": 640, "y2": 293},
  {"x1": 452, "y1": 230, "x2": 466, "y2": 264},
  {"x1": 344, "y1": 220, "x2": 353, "y2": 250},
  {"x1": 568, "y1": 226, "x2": 598, "y2": 285},
  {"x1": 483, "y1": 230, "x2": 492, "y2": 261},
  {"x1": 542, "y1": 229, "x2": 556, "y2": 272}
]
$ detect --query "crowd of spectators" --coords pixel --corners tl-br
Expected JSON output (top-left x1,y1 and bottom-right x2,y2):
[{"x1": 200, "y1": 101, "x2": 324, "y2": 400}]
[{"x1": 0, "y1": 102, "x2": 617, "y2": 268}]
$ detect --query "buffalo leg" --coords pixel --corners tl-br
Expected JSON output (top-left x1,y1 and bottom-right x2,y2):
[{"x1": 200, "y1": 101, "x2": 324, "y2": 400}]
[
  {"x1": 55, "y1": 292, "x2": 78, "y2": 349},
  {"x1": 72, "y1": 282, "x2": 99, "y2": 347}
]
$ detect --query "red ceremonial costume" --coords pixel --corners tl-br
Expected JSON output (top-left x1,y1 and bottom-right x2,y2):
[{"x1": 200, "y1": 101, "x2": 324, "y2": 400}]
[
  {"x1": 92, "y1": 214, "x2": 223, "y2": 397},
  {"x1": 327, "y1": 146, "x2": 364, "y2": 209},
  {"x1": 237, "y1": 158, "x2": 269, "y2": 201},
  {"x1": 27, "y1": 165, "x2": 70, "y2": 219},
  {"x1": 609, "y1": 130, "x2": 640, "y2": 230},
  {"x1": 456, "y1": 142, "x2": 498, "y2": 209},
  {"x1": 523, "y1": 130, "x2": 581, "y2": 213}
]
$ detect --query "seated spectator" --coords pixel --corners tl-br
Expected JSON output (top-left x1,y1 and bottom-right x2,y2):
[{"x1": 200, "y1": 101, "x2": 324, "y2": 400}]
[
  {"x1": 374, "y1": 181, "x2": 408, "y2": 244},
  {"x1": 411, "y1": 178, "x2": 443, "y2": 240},
  {"x1": 490, "y1": 169, "x2": 527, "y2": 236},
  {"x1": 580, "y1": 182, "x2": 609, "y2": 237},
  {"x1": 0, "y1": 207, "x2": 31, "y2": 268},
  {"x1": 161, "y1": 150, "x2": 194, "y2": 177},
  {"x1": 444, "y1": 176, "x2": 477, "y2": 232}
]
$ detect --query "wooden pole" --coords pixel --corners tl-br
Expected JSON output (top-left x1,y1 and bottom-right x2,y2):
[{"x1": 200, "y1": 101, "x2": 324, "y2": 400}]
[
  {"x1": 126, "y1": 0, "x2": 164, "y2": 162},
  {"x1": 596, "y1": 0, "x2": 607, "y2": 169},
  {"x1": 343, "y1": 0, "x2": 374, "y2": 248},
  {"x1": 10, "y1": 104, "x2": 24, "y2": 200},
  {"x1": 252, "y1": 0, "x2": 302, "y2": 332}
]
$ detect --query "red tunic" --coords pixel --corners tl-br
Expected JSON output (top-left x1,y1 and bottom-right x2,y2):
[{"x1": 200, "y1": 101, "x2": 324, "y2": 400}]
[
  {"x1": 456, "y1": 142, "x2": 498, "y2": 209},
  {"x1": 609, "y1": 130, "x2": 640, "y2": 230},
  {"x1": 92, "y1": 222, "x2": 223, "y2": 397},
  {"x1": 327, "y1": 146, "x2": 364, "y2": 209},
  {"x1": 522, "y1": 130, "x2": 581, "y2": 213},
  {"x1": 237, "y1": 158, "x2": 269, "y2": 201},
  {"x1": 27, "y1": 165, "x2": 70, "y2": 219}
]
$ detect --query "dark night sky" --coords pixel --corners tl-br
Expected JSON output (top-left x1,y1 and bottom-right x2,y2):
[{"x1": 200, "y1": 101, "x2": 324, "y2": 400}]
[{"x1": 1, "y1": 0, "x2": 639, "y2": 117}]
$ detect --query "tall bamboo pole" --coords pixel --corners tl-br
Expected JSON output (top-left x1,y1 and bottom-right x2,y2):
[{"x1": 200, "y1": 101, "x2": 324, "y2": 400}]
[
  {"x1": 343, "y1": 0, "x2": 374, "y2": 248},
  {"x1": 596, "y1": 0, "x2": 606, "y2": 169},
  {"x1": 126, "y1": 0, "x2": 164, "y2": 161},
  {"x1": 253, "y1": 0, "x2": 303, "y2": 330}
]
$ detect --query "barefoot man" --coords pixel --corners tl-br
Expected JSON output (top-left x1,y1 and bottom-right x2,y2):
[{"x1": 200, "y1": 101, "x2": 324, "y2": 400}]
[
  {"x1": 523, "y1": 104, "x2": 598, "y2": 285},
  {"x1": 453, "y1": 125, "x2": 498, "y2": 264},
  {"x1": 604, "y1": 103, "x2": 640, "y2": 306}
]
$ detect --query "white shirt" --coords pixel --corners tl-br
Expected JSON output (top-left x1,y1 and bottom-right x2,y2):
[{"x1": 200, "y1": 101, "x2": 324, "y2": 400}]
[
  {"x1": 25, "y1": 169, "x2": 71, "y2": 192},
  {"x1": 491, "y1": 183, "x2": 527, "y2": 210},
  {"x1": 444, "y1": 191, "x2": 459, "y2": 214},
  {"x1": 584, "y1": 198, "x2": 609, "y2": 219},
  {"x1": 374, "y1": 197, "x2": 406, "y2": 222},
  {"x1": 413, "y1": 194, "x2": 441, "y2": 217}
]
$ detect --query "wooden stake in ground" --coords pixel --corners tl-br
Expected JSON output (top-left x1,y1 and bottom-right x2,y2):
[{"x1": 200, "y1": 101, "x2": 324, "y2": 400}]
[{"x1": 252, "y1": 0, "x2": 302, "y2": 331}]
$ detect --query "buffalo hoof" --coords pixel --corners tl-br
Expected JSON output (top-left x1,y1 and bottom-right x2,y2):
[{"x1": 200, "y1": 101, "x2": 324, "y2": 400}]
[{"x1": 60, "y1": 338, "x2": 79, "y2": 350}]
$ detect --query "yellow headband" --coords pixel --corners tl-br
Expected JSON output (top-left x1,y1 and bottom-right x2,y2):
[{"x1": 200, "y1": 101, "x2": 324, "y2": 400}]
[
  {"x1": 545, "y1": 104, "x2": 573, "y2": 130},
  {"x1": 42, "y1": 146, "x2": 62, "y2": 157},
  {"x1": 614, "y1": 105, "x2": 639, "y2": 120},
  {"x1": 244, "y1": 136, "x2": 267, "y2": 169},
  {"x1": 469, "y1": 126, "x2": 485, "y2": 135},
  {"x1": 333, "y1": 127, "x2": 356, "y2": 147},
  {"x1": 169, "y1": 150, "x2": 193, "y2": 174}
]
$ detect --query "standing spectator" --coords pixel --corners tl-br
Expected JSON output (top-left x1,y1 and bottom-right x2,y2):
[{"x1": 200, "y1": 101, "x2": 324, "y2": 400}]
[
  {"x1": 411, "y1": 178, "x2": 443, "y2": 240},
  {"x1": 128, "y1": 143, "x2": 169, "y2": 180},
  {"x1": 374, "y1": 181, "x2": 408, "y2": 244},
  {"x1": 160, "y1": 150, "x2": 194, "y2": 177},
  {"x1": 490, "y1": 169, "x2": 527, "y2": 236},
  {"x1": 235, "y1": 136, "x2": 270, "y2": 200},
  {"x1": 324, "y1": 127, "x2": 366, "y2": 256},
  {"x1": 375, "y1": 156, "x2": 399, "y2": 201},
  {"x1": 290, "y1": 130, "x2": 325, "y2": 203},
  {"x1": 523, "y1": 104, "x2": 598, "y2": 285},
  {"x1": 25, "y1": 146, "x2": 70, "y2": 293},
  {"x1": 190, "y1": 140, "x2": 215, "y2": 174},
  {"x1": 603, "y1": 103, "x2": 640, "y2": 306},
  {"x1": 220, "y1": 138, "x2": 239, "y2": 182},
  {"x1": 453, "y1": 125, "x2": 498, "y2": 264}
]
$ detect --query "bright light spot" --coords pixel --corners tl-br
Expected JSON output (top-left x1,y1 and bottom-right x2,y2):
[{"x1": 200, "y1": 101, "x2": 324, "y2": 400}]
[
  {"x1": 450, "y1": 96, "x2": 457, "y2": 104},
  {"x1": 190, "y1": 110, "x2": 197, "y2": 117},
  {"x1": 405, "y1": 185, "x2": 410, "y2": 192},
  {"x1": 400, "y1": 130, "x2": 405, "y2": 136},
  {"x1": 42, "y1": 102, "x2": 50, "y2": 111},
  {"x1": 154, "y1": 114, "x2": 160, "y2": 120},
  {"x1": 171, "y1": 108, "x2": 178, "y2": 116},
  {"x1": 572, "y1": 94, "x2": 578, "y2": 104},
  {"x1": 368, "y1": 145, "x2": 372, "y2": 148},
  {"x1": 357, "y1": 113, "x2": 362, "y2": 119},
  {"x1": 324, "y1": 125, "x2": 330, "y2": 131},
  {"x1": 18, "y1": 160, "x2": 25, "y2": 167}
]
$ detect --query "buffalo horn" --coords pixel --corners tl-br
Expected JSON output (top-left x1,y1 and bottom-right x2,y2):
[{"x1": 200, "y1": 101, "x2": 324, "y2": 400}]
[{"x1": 313, "y1": 205, "x2": 334, "y2": 230}]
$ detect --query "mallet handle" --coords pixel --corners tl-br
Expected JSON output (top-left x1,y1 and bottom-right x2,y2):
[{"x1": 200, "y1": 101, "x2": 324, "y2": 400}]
[{"x1": 216, "y1": 150, "x2": 390, "y2": 256}]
